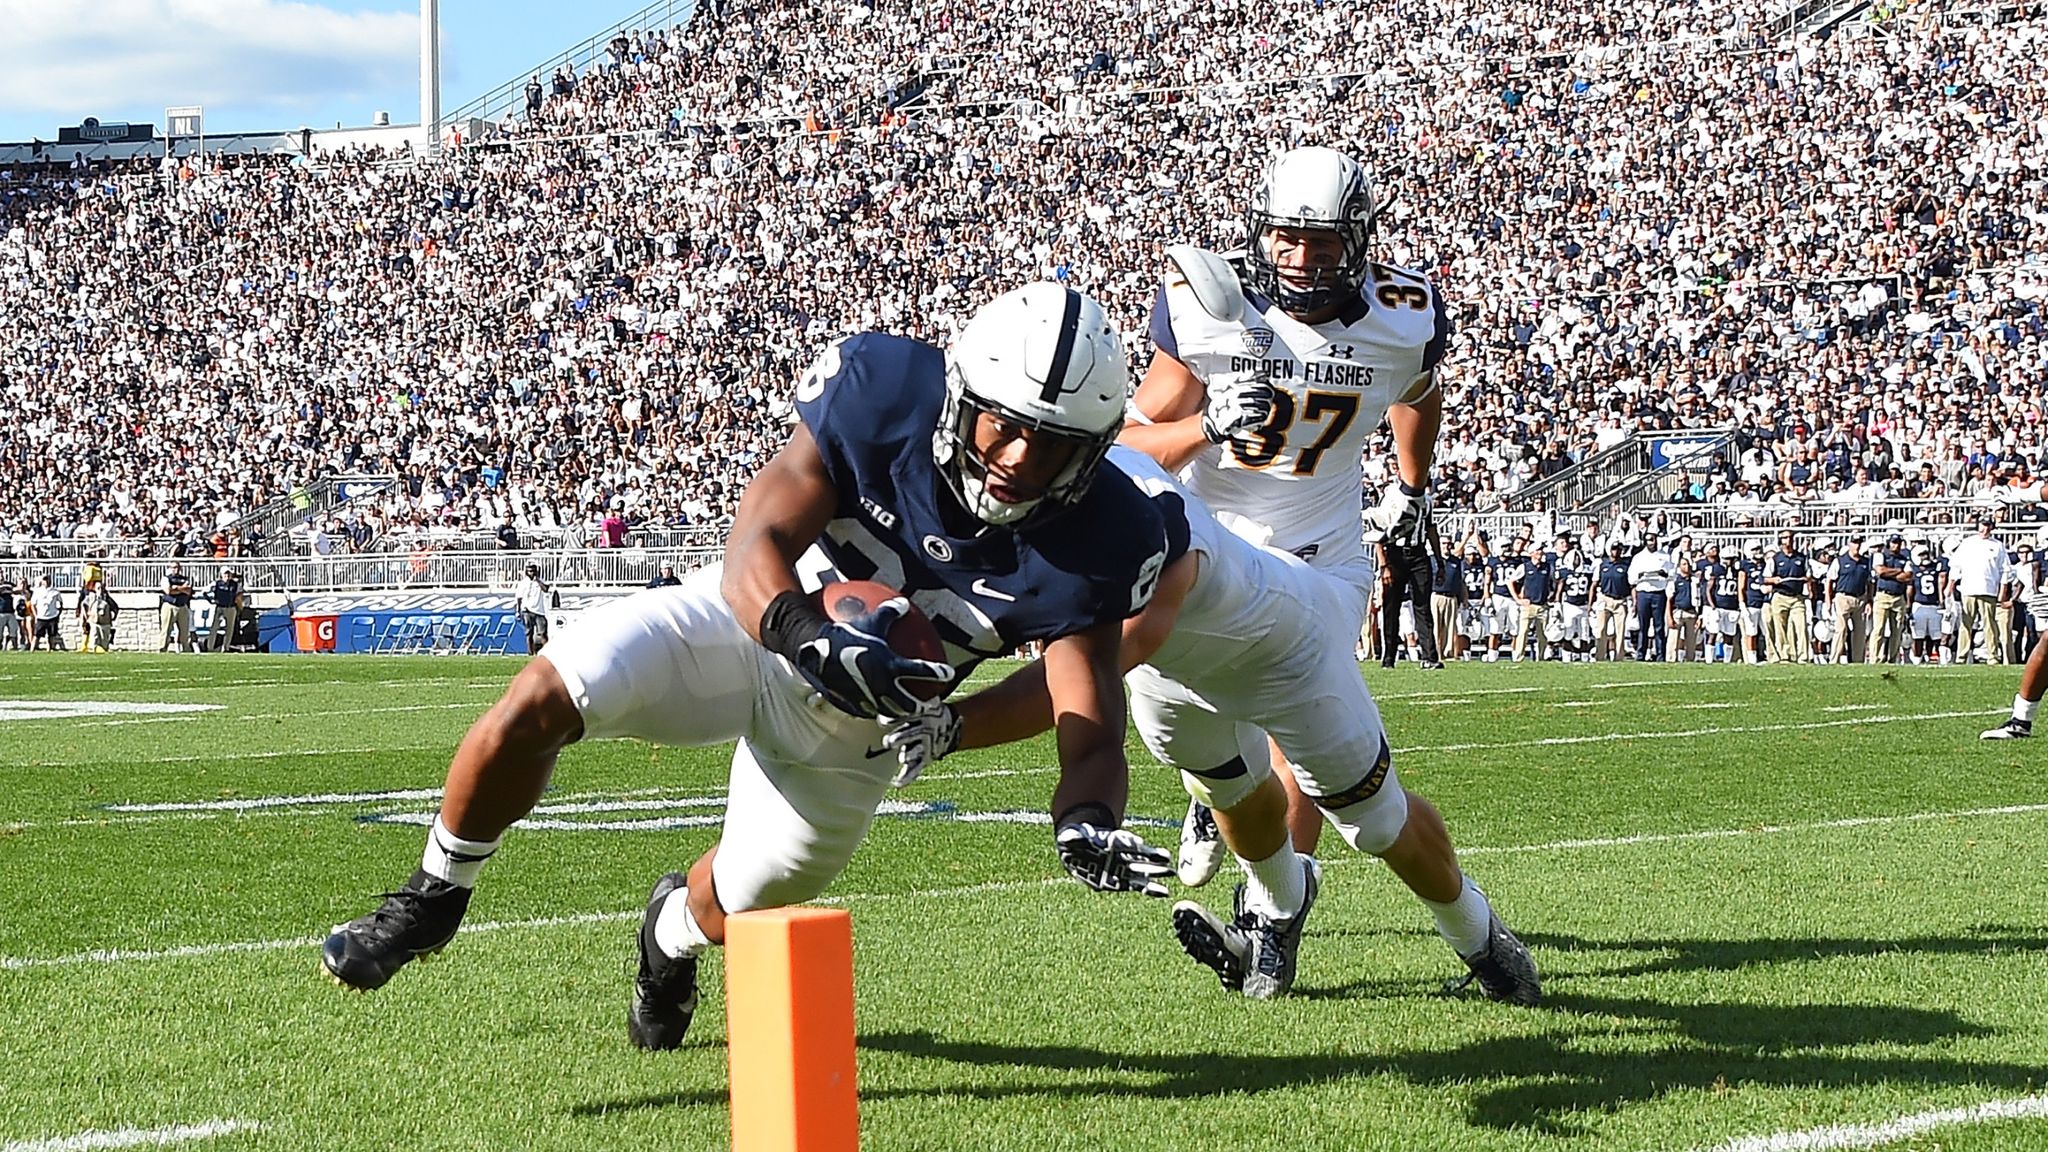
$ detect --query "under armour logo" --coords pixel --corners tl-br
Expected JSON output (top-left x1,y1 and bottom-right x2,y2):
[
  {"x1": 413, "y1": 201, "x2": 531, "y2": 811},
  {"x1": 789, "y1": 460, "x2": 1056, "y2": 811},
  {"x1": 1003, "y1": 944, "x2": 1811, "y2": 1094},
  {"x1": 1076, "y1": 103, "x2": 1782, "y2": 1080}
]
[{"x1": 1327, "y1": 344, "x2": 1355, "y2": 359}]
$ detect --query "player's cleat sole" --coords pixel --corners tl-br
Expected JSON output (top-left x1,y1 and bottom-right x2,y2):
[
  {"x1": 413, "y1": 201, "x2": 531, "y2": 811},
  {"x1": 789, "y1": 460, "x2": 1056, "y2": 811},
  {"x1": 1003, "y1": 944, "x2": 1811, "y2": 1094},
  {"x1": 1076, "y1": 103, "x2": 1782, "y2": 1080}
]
[
  {"x1": 1981, "y1": 718, "x2": 2033, "y2": 739},
  {"x1": 1172, "y1": 901, "x2": 1248, "y2": 993},
  {"x1": 627, "y1": 872, "x2": 700, "y2": 1052},
  {"x1": 1444, "y1": 912, "x2": 1541, "y2": 1005},
  {"x1": 320, "y1": 867, "x2": 470, "y2": 992},
  {"x1": 1176, "y1": 798, "x2": 1225, "y2": 888}
]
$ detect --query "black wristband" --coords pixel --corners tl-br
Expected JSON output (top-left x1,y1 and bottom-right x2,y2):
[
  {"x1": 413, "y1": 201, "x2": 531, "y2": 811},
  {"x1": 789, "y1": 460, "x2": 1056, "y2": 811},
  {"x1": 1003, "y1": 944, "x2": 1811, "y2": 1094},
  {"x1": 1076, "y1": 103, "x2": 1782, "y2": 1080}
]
[
  {"x1": 1054, "y1": 801, "x2": 1117, "y2": 832},
  {"x1": 1398, "y1": 480, "x2": 1427, "y2": 497},
  {"x1": 759, "y1": 590, "x2": 830, "y2": 662}
]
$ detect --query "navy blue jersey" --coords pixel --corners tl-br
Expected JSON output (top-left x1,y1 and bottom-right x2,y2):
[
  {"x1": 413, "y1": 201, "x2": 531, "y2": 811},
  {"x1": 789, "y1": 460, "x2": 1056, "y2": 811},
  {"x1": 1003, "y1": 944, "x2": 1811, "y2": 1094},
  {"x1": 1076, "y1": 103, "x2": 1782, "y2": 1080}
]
[
  {"x1": 1432, "y1": 556, "x2": 1465, "y2": 598},
  {"x1": 1462, "y1": 560, "x2": 1489, "y2": 602},
  {"x1": 1518, "y1": 559, "x2": 1555, "y2": 604},
  {"x1": 1911, "y1": 560, "x2": 1946, "y2": 605},
  {"x1": 1597, "y1": 558, "x2": 1632, "y2": 600},
  {"x1": 1739, "y1": 559, "x2": 1770, "y2": 607},
  {"x1": 1874, "y1": 548, "x2": 1911, "y2": 596},
  {"x1": 1770, "y1": 550, "x2": 1810, "y2": 597},
  {"x1": 1562, "y1": 567, "x2": 1593, "y2": 605},
  {"x1": 792, "y1": 333, "x2": 1181, "y2": 673},
  {"x1": 1671, "y1": 570, "x2": 1697, "y2": 612},
  {"x1": 1832, "y1": 553, "x2": 1873, "y2": 598},
  {"x1": 1703, "y1": 561, "x2": 1739, "y2": 609},
  {"x1": 1492, "y1": 556, "x2": 1522, "y2": 597}
]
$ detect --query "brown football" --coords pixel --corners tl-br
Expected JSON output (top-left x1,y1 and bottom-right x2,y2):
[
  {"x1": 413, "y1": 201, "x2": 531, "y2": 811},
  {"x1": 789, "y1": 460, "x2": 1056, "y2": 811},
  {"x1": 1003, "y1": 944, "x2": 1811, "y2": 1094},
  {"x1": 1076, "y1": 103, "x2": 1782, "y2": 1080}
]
[{"x1": 810, "y1": 578, "x2": 949, "y2": 697}]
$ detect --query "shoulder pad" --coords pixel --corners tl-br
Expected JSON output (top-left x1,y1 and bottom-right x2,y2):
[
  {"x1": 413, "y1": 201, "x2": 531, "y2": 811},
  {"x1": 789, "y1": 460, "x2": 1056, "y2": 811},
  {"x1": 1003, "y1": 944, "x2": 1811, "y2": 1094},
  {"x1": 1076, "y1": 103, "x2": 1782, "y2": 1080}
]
[{"x1": 1164, "y1": 245, "x2": 1246, "y2": 325}]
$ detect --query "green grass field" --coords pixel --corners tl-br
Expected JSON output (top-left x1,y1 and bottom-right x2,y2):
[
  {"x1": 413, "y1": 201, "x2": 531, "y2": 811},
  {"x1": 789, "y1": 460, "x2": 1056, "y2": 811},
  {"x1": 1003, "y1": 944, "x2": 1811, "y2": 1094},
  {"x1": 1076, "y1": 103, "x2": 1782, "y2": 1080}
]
[{"x1": 4, "y1": 654, "x2": 2046, "y2": 1152}]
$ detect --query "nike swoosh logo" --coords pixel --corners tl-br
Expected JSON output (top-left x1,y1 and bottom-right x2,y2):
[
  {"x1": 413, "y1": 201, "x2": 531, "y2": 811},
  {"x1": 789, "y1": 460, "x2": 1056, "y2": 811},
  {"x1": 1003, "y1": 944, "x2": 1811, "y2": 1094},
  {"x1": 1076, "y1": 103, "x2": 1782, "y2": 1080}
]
[
  {"x1": 864, "y1": 745, "x2": 891, "y2": 760},
  {"x1": 971, "y1": 578, "x2": 1016, "y2": 602}
]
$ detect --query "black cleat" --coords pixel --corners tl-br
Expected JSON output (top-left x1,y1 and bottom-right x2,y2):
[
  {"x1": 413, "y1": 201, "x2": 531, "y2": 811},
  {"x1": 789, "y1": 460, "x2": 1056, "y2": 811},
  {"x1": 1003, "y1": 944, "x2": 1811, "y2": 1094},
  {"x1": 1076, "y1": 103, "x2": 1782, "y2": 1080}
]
[
  {"x1": 1981, "y1": 717, "x2": 2033, "y2": 740},
  {"x1": 1444, "y1": 912, "x2": 1541, "y2": 1005},
  {"x1": 1239, "y1": 858, "x2": 1320, "y2": 1000},
  {"x1": 1171, "y1": 899, "x2": 1248, "y2": 994},
  {"x1": 321, "y1": 868, "x2": 471, "y2": 991},
  {"x1": 627, "y1": 872, "x2": 700, "y2": 1052}
]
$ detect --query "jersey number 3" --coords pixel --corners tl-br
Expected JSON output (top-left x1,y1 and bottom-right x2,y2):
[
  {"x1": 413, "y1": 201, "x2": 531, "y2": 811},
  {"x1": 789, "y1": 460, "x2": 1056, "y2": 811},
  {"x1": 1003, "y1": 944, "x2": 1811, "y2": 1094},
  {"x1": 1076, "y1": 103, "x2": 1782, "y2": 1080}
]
[{"x1": 1230, "y1": 390, "x2": 1361, "y2": 475}]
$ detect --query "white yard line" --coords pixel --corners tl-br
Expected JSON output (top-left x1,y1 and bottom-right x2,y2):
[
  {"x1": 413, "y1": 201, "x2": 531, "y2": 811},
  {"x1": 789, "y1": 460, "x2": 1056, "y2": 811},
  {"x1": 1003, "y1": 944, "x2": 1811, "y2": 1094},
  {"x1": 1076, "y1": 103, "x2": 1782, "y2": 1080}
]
[
  {"x1": 1819, "y1": 703, "x2": 1888, "y2": 713},
  {"x1": 7, "y1": 801, "x2": 2043, "y2": 974},
  {"x1": 0, "y1": 1119, "x2": 257, "y2": 1152},
  {"x1": 1398, "y1": 709, "x2": 2005, "y2": 755},
  {"x1": 1690, "y1": 1093, "x2": 2048, "y2": 1152}
]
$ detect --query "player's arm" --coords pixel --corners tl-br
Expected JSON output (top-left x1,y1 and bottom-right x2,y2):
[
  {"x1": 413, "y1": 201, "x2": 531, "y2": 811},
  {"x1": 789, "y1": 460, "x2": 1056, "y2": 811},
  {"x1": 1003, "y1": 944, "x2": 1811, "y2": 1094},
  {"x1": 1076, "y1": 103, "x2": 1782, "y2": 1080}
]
[
  {"x1": 1386, "y1": 374, "x2": 1443, "y2": 490},
  {"x1": 946, "y1": 553, "x2": 1198, "y2": 751},
  {"x1": 1119, "y1": 351, "x2": 1214, "y2": 473},
  {"x1": 720, "y1": 425, "x2": 838, "y2": 636}
]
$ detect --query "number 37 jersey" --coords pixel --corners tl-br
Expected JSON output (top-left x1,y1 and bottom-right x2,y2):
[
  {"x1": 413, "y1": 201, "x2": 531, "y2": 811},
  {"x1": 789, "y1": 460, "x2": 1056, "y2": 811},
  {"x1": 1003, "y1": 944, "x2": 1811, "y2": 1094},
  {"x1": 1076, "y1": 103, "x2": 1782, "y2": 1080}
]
[{"x1": 1147, "y1": 251, "x2": 1450, "y2": 568}]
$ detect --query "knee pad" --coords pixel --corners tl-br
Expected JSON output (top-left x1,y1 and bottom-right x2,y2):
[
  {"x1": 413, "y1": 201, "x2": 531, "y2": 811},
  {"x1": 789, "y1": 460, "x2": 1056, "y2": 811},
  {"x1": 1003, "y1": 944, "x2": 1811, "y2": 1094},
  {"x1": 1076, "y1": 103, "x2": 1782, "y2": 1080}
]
[{"x1": 1306, "y1": 736, "x2": 1410, "y2": 855}]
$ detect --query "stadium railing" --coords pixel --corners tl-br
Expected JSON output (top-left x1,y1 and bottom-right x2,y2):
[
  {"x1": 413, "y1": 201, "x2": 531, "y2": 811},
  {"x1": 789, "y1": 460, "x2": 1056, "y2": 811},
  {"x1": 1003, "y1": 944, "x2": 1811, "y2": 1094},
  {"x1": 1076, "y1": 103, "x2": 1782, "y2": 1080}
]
[
  {"x1": 441, "y1": 0, "x2": 698, "y2": 130},
  {"x1": 19, "y1": 547, "x2": 724, "y2": 596}
]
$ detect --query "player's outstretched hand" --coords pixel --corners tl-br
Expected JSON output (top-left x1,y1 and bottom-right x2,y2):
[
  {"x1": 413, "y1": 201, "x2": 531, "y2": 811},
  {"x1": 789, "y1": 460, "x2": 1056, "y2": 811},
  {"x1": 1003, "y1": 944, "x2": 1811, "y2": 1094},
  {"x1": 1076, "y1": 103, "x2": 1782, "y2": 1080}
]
[
  {"x1": 795, "y1": 598, "x2": 955, "y2": 720},
  {"x1": 1054, "y1": 822, "x2": 1173, "y2": 898},
  {"x1": 1367, "y1": 481, "x2": 1434, "y2": 548},
  {"x1": 880, "y1": 700, "x2": 961, "y2": 787},
  {"x1": 1200, "y1": 371, "x2": 1277, "y2": 445}
]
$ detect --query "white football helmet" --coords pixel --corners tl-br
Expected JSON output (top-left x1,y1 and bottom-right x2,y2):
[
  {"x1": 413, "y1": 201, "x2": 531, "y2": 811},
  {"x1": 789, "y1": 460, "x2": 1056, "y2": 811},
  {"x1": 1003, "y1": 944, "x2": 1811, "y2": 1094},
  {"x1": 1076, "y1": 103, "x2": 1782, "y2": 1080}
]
[
  {"x1": 1244, "y1": 146, "x2": 1381, "y2": 316},
  {"x1": 936, "y1": 284, "x2": 1129, "y2": 526}
]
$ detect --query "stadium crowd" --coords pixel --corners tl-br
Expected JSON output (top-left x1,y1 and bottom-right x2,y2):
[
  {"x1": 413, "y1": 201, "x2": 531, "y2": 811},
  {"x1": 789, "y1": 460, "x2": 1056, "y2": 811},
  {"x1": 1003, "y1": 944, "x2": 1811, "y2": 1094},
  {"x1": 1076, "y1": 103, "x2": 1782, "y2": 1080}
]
[{"x1": 2, "y1": 0, "x2": 2045, "y2": 562}]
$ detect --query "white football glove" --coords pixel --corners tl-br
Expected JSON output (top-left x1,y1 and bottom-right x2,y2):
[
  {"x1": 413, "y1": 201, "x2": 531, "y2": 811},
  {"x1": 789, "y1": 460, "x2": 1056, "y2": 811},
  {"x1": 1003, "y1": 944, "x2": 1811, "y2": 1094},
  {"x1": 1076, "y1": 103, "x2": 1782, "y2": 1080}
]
[
  {"x1": 1054, "y1": 822, "x2": 1173, "y2": 898},
  {"x1": 1200, "y1": 371, "x2": 1277, "y2": 445},
  {"x1": 880, "y1": 700, "x2": 961, "y2": 788},
  {"x1": 1366, "y1": 481, "x2": 1434, "y2": 548}
]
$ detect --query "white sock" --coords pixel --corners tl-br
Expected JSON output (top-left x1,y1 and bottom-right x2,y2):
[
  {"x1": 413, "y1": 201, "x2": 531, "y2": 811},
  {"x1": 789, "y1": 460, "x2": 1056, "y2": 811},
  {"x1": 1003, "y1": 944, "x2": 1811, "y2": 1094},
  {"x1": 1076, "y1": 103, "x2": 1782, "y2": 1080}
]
[
  {"x1": 1425, "y1": 878, "x2": 1493, "y2": 957},
  {"x1": 2016, "y1": 694, "x2": 2038, "y2": 723},
  {"x1": 1238, "y1": 844, "x2": 1307, "y2": 919},
  {"x1": 652, "y1": 886, "x2": 711, "y2": 958},
  {"x1": 420, "y1": 815, "x2": 501, "y2": 888}
]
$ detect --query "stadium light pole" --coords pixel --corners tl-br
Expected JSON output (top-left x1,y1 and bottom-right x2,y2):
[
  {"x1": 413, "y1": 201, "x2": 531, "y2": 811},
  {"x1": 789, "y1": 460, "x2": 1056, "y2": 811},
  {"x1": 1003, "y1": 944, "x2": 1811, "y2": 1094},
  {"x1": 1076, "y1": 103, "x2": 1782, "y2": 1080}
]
[{"x1": 420, "y1": 0, "x2": 442, "y2": 156}]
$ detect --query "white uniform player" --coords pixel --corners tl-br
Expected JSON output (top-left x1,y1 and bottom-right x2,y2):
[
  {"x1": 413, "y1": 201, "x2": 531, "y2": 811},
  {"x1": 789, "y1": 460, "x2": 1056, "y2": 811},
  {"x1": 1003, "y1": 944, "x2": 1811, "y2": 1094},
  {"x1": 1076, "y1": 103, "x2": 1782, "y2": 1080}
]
[
  {"x1": 1121, "y1": 146, "x2": 1451, "y2": 881},
  {"x1": 885, "y1": 445, "x2": 1541, "y2": 1004}
]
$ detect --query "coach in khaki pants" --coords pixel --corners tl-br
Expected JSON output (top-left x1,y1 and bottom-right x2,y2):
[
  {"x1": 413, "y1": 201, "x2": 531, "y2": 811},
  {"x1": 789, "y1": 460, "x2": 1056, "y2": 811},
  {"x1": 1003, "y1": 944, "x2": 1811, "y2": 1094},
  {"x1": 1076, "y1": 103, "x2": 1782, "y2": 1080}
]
[
  {"x1": 1430, "y1": 542, "x2": 1464, "y2": 663},
  {"x1": 1950, "y1": 516, "x2": 2009, "y2": 663},
  {"x1": 1827, "y1": 534, "x2": 1874, "y2": 664},
  {"x1": 1593, "y1": 542, "x2": 1632, "y2": 660},
  {"x1": 1764, "y1": 532, "x2": 1811, "y2": 663},
  {"x1": 159, "y1": 562, "x2": 196, "y2": 653},
  {"x1": 1869, "y1": 534, "x2": 1911, "y2": 663}
]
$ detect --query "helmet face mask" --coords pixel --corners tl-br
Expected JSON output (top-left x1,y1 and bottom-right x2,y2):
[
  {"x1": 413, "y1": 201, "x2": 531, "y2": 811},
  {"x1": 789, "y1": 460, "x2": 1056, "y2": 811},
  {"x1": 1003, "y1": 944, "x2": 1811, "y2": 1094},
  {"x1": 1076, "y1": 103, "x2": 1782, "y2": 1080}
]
[
  {"x1": 1243, "y1": 146, "x2": 1378, "y2": 318},
  {"x1": 935, "y1": 285, "x2": 1128, "y2": 527}
]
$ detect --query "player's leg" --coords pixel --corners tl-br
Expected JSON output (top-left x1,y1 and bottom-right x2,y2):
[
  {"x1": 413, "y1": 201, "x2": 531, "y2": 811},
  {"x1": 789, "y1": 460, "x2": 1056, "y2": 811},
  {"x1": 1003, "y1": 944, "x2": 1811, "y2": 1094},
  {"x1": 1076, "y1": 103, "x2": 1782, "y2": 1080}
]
[
  {"x1": 635, "y1": 727, "x2": 892, "y2": 1048},
  {"x1": 1260, "y1": 577, "x2": 1538, "y2": 1003},
  {"x1": 1132, "y1": 669, "x2": 1316, "y2": 998},
  {"x1": 1982, "y1": 627, "x2": 2048, "y2": 739},
  {"x1": 322, "y1": 572, "x2": 760, "y2": 993}
]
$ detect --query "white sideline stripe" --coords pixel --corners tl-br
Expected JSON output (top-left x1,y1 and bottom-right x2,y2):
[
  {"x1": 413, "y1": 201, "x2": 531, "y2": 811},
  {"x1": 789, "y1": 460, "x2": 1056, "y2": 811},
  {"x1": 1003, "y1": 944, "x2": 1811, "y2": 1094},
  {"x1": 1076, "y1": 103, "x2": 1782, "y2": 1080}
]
[
  {"x1": 7, "y1": 801, "x2": 2045, "y2": 973},
  {"x1": 1674, "y1": 702, "x2": 1741, "y2": 710},
  {"x1": 1690, "y1": 1093, "x2": 2048, "y2": 1152},
  {"x1": 1397, "y1": 709, "x2": 2005, "y2": 754},
  {"x1": 109, "y1": 789, "x2": 447, "y2": 813},
  {"x1": 0, "y1": 1118, "x2": 257, "y2": 1152},
  {"x1": 1372, "y1": 674, "x2": 1796, "y2": 703},
  {"x1": 1549, "y1": 700, "x2": 1608, "y2": 708},
  {"x1": 1820, "y1": 703, "x2": 1887, "y2": 713},
  {"x1": 232, "y1": 703, "x2": 477, "y2": 722}
]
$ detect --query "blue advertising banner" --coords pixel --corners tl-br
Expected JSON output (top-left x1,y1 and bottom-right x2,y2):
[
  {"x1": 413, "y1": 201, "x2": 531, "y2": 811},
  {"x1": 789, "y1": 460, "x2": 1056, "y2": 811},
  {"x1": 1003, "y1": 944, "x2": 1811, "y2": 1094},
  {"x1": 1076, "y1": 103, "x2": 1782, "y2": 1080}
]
[{"x1": 262, "y1": 590, "x2": 637, "y2": 654}]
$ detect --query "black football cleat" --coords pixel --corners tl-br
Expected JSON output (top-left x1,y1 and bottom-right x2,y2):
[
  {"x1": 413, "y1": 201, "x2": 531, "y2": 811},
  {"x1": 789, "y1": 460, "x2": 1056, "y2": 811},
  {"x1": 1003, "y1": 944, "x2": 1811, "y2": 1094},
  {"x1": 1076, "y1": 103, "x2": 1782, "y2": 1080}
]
[
  {"x1": 627, "y1": 872, "x2": 700, "y2": 1052},
  {"x1": 1981, "y1": 717, "x2": 2032, "y2": 740},
  {"x1": 1239, "y1": 858, "x2": 1320, "y2": 1000},
  {"x1": 321, "y1": 868, "x2": 471, "y2": 991},
  {"x1": 1171, "y1": 898, "x2": 1249, "y2": 994},
  {"x1": 1444, "y1": 912, "x2": 1542, "y2": 1005}
]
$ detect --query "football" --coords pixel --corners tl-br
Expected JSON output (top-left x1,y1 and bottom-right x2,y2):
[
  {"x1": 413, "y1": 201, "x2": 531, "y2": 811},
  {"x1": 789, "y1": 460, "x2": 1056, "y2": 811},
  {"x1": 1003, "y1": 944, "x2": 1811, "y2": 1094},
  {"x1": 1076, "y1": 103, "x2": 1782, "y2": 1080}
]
[{"x1": 811, "y1": 579, "x2": 949, "y2": 696}]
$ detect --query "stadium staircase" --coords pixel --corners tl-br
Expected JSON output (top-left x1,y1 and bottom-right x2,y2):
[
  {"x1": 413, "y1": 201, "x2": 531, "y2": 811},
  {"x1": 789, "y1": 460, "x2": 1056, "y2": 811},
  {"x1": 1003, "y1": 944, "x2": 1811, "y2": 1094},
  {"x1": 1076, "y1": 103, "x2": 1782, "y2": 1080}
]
[
  {"x1": 1503, "y1": 427, "x2": 1738, "y2": 521},
  {"x1": 1768, "y1": 0, "x2": 1873, "y2": 36},
  {"x1": 442, "y1": 0, "x2": 700, "y2": 130},
  {"x1": 219, "y1": 473, "x2": 400, "y2": 556}
]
